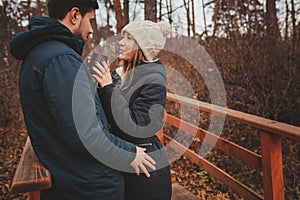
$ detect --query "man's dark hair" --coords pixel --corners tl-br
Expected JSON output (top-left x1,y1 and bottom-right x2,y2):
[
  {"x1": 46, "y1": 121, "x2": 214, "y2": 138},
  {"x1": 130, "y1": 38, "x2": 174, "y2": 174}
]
[{"x1": 47, "y1": 0, "x2": 99, "y2": 20}]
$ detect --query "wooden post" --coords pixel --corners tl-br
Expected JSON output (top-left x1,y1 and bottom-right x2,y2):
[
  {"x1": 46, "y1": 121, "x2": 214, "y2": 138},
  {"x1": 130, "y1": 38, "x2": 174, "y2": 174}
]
[
  {"x1": 156, "y1": 129, "x2": 165, "y2": 145},
  {"x1": 28, "y1": 191, "x2": 40, "y2": 200},
  {"x1": 260, "y1": 130, "x2": 284, "y2": 200}
]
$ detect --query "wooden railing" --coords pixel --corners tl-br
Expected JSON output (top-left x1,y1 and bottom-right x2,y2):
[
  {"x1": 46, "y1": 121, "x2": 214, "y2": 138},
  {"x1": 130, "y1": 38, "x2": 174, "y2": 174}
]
[
  {"x1": 163, "y1": 93, "x2": 300, "y2": 200},
  {"x1": 10, "y1": 93, "x2": 300, "y2": 200},
  {"x1": 11, "y1": 137, "x2": 51, "y2": 200}
]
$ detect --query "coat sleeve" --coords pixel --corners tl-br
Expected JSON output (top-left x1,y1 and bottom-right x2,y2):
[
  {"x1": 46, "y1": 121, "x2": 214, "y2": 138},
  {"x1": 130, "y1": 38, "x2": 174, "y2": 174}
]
[
  {"x1": 43, "y1": 54, "x2": 136, "y2": 169},
  {"x1": 97, "y1": 75, "x2": 166, "y2": 139}
]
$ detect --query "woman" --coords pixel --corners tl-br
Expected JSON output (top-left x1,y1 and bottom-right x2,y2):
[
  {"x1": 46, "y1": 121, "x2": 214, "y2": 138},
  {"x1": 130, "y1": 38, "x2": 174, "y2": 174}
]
[{"x1": 92, "y1": 20, "x2": 172, "y2": 200}]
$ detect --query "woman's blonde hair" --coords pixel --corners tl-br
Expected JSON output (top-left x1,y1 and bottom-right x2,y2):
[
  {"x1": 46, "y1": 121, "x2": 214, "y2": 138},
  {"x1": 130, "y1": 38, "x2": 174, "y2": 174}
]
[{"x1": 119, "y1": 47, "x2": 148, "y2": 89}]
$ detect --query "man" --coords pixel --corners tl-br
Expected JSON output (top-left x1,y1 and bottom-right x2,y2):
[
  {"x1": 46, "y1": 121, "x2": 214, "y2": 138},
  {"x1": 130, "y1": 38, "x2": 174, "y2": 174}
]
[{"x1": 9, "y1": 0, "x2": 155, "y2": 199}]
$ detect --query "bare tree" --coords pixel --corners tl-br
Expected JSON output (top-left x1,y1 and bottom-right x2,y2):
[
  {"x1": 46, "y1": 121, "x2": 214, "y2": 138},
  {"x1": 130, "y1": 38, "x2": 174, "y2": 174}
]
[
  {"x1": 202, "y1": 0, "x2": 208, "y2": 37},
  {"x1": 191, "y1": 0, "x2": 196, "y2": 38},
  {"x1": 36, "y1": 0, "x2": 41, "y2": 15},
  {"x1": 234, "y1": 0, "x2": 239, "y2": 36},
  {"x1": 212, "y1": 0, "x2": 220, "y2": 37},
  {"x1": 265, "y1": 0, "x2": 280, "y2": 39},
  {"x1": 159, "y1": 0, "x2": 163, "y2": 21},
  {"x1": 105, "y1": 0, "x2": 111, "y2": 28},
  {"x1": 27, "y1": 0, "x2": 31, "y2": 23},
  {"x1": 145, "y1": 0, "x2": 157, "y2": 21},
  {"x1": 183, "y1": 0, "x2": 191, "y2": 37},
  {"x1": 285, "y1": 0, "x2": 289, "y2": 39},
  {"x1": 166, "y1": 0, "x2": 173, "y2": 24},
  {"x1": 253, "y1": 0, "x2": 261, "y2": 34},
  {"x1": 291, "y1": 0, "x2": 296, "y2": 51},
  {"x1": 113, "y1": 0, "x2": 124, "y2": 33},
  {"x1": 123, "y1": 0, "x2": 129, "y2": 25}
]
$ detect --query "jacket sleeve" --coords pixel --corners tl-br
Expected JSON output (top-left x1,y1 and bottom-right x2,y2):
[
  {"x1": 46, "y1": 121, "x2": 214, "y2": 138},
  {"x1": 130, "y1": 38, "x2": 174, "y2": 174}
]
[
  {"x1": 43, "y1": 54, "x2": 136, "y2": 169},
  {"x1": 97, "y1": 76, "x2": 166, "y2": 139}
]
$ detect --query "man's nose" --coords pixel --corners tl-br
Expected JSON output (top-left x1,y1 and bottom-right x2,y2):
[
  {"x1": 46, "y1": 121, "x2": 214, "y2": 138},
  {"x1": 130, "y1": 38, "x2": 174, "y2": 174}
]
[{"x1": 88, "y1": 32, "x2": 93, "y2": 39}]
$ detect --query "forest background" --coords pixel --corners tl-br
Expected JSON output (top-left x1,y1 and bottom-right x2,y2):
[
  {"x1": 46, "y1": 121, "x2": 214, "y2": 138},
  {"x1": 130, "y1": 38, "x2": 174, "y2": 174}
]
[{"x1": 0, "y1": 0, "x2": 299, "y2": 199}]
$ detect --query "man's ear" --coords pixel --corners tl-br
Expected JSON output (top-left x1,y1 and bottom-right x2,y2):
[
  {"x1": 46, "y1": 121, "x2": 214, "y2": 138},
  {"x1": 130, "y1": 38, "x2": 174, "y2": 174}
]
[{"x1": 69, "y1": 7, "x2": 81, "y2": 25}]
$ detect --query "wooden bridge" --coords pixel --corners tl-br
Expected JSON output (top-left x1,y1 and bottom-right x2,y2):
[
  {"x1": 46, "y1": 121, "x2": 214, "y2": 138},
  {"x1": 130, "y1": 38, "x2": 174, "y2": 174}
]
[{"x1": 11, "y1": 93, "x2": 300, "y2": 199}]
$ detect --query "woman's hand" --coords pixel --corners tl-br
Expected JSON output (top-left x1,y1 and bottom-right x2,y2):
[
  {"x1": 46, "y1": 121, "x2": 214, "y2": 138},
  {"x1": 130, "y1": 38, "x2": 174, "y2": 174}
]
[{"x1": 92, "y1": 60, "x2": 113, "y2": 87}]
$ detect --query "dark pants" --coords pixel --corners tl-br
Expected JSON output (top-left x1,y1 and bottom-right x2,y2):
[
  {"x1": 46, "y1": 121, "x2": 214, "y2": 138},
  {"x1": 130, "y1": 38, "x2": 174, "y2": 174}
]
[{"x1": 124, "y1": 165, "x2": 172, "y2": 200}]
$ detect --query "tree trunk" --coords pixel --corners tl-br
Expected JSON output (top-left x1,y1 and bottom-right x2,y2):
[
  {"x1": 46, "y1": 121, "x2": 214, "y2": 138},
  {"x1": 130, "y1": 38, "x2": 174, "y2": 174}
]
[
  {"x1": 123, "y1": 0, "x2": 129, "y2": 25},
  {"x1": 291, "y1": 0, "x2": 296, "y2": 62},
  {"x1": 132, "y1": 0, "x2": 138, "y2": 21},
  {"x1": 166, "y1": 0, "x2": 173, "y2": 24},
  {"x1": 265, "y1": 0, "x2": 280, "y2": 39},
  {"x1": 191, "y1": 0, "x2": 196, "y2": 38},
  {"x1": 285, "y1": 0, "x2": 289, "y2": 40},
  {"x1": 183, "y1": 0, "x2": 191, "y2": 37},
  {"x1": 212, "y1": 0, "x2": 220, "y2": 37},
  {"x1": 234, "y1": 0, "x2": 239, "y2": 36},
  {"x1": 105, "y1": 1, "x2": 110, "y2": 28},
  {"x1": 291, "y1": 0, "x2": 296, "y2": 41},
  {"x1": 27, "y1": 0, "x2": 31, "y2": 23},
  {"x1": 202, "y1": 0, "x2": 208, "y2": 37},
  {"x1": 158, "y1": 0, "x2": 162, "y2": 21},
  {"x1": 36, "y1": 0, "x2": 41, "y2": 15},
  {"x1": 254, "y1": 0, "x2": 259, "y2": 34},
  {"x1": 113, "y1": 0, "x2": 124, "y2": 33},
  {"x1": 144, "y1": 0, "x2": 157, "y2": 22},
  {"x1": 246, "y1": 0, "x2": 252, "y2": 34},
  {"x1": 264, "y1": 0, "x2": 280, "y2": 82}
]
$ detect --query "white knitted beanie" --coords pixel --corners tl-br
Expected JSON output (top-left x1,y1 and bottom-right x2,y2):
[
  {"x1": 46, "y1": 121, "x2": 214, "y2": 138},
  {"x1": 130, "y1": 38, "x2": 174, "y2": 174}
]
[{"x1": 121, "y1": 20, "x2": 171, "y2": 61}]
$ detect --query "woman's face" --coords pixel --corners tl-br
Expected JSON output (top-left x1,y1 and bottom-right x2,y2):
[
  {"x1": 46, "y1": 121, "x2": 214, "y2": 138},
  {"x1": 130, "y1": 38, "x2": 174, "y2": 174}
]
[{"x1": 118, "y1": 32, "x2": 138, "y2": 61}]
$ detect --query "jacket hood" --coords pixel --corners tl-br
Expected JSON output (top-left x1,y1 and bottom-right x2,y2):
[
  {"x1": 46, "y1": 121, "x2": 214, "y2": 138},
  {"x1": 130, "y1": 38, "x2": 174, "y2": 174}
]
[
  {"x1": 136, "y1": 61, "x2": 166, "y2": 81},
  {"x1": 10, "y1": 16, "x2": 84, "y2": 60}
]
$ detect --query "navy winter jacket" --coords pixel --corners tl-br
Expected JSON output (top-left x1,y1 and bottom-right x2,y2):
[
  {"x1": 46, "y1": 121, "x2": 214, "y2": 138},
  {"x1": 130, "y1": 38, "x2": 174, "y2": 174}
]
[{"x1": 10, "y1": 16, "x2": 136, "y2": 200}]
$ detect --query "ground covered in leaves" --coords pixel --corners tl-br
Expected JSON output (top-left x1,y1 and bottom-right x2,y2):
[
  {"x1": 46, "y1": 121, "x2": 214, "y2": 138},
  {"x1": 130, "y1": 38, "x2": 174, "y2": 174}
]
[{"x1": 1, "y1": 120, "x2": 28, "y2": 199}]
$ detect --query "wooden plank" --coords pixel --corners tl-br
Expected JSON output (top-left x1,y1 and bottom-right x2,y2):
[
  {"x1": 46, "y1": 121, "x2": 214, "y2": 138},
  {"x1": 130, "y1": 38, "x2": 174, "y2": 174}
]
[
  {"x1": 11, "y1": 137, "x2": 52, "y2": 193},
  {"x1": 165, "y1": 114, "x2": 262, "y2": 169},
  {"x1": 167, "y1": 93, "x2": 300, "y2": 141},
  {"x1": 165, "y1": 135, "x2": 264, "y2": 200},
  {"x1": 260, "y1": 131, "x2": 284, "y2": 200},
  {"x1": 156, "y1": 129, "x2": 165, "y2": 145},
  {"x1": 29, "y1": 191, "x2": 41, "y2": 200},
  {"x1": 171, "y1": 170, "x2": 176, "y2": 183}
]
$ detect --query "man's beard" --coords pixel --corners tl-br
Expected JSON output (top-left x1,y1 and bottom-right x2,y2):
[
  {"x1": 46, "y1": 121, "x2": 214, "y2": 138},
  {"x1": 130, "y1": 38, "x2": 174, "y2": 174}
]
[{"x1": 73, "y1": 21, "x2": 83, "y2": 40}]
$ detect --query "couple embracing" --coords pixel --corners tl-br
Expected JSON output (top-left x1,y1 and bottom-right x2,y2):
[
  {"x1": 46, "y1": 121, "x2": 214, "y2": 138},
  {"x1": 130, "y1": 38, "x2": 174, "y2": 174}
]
[{"x1": 10, "y1": 0, "x2": 172, "y2": 199}]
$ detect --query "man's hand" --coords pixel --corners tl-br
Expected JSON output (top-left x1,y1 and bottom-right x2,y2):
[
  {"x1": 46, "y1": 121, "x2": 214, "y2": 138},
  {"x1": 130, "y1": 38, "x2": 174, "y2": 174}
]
[{"x1": 130, "y1": 147, "x2": 156, "y2": 178}]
